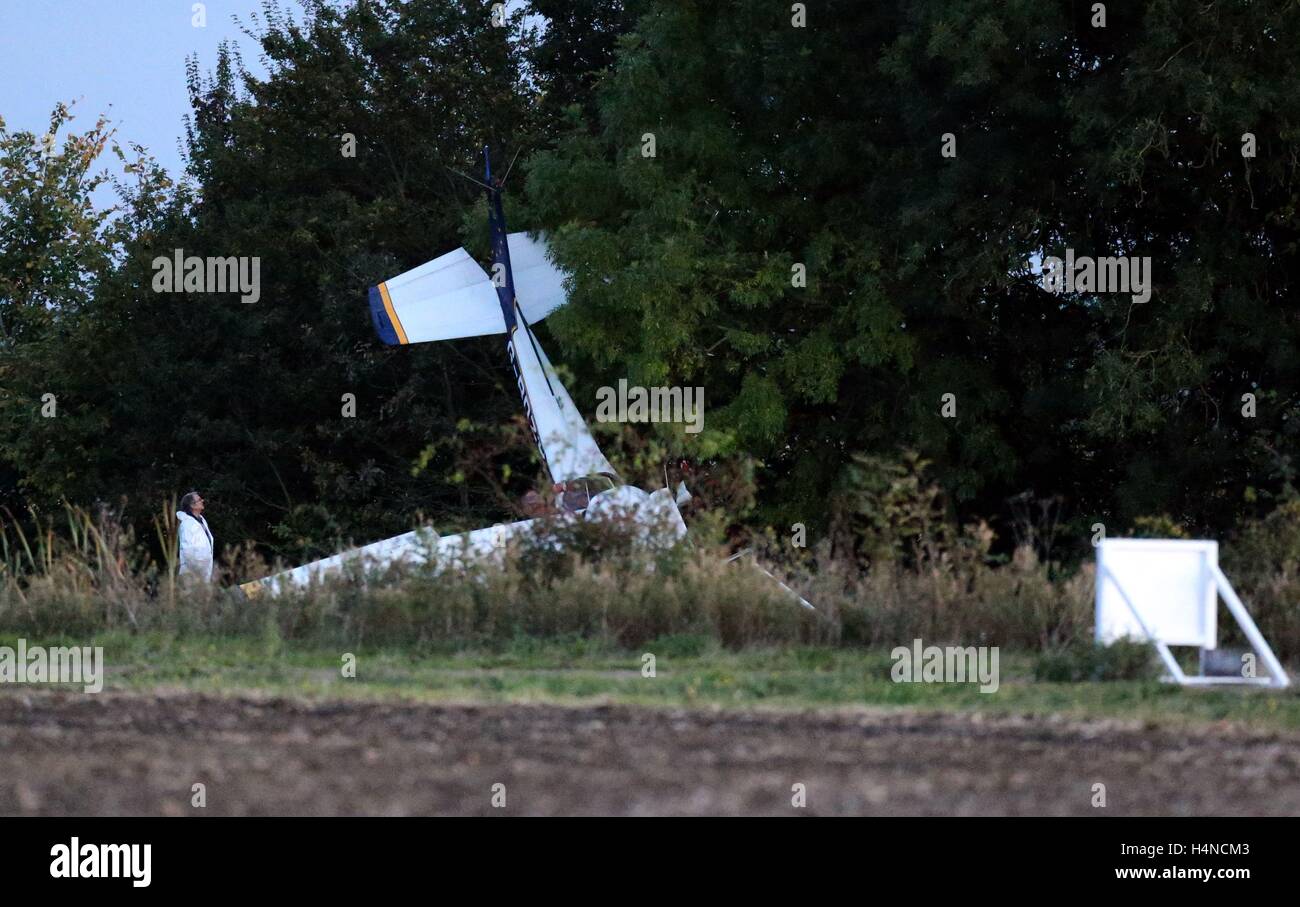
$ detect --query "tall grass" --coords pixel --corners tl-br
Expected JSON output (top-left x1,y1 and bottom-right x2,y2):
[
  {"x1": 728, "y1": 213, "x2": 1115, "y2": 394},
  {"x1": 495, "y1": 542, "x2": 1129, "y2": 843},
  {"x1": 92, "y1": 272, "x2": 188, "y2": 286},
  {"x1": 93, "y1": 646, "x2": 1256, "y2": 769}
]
[
  {"x1": 0, "y1": 505, "x2": 180, "y2": 637},
  {"x1": 0, "y1": 505, "x2": 1295, "y2": 662}
]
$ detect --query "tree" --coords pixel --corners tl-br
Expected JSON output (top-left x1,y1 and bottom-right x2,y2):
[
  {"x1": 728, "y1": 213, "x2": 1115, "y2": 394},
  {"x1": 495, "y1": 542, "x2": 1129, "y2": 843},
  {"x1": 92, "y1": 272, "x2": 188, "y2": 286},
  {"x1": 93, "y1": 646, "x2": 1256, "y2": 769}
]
[
  {"x1": 3, "y1": 0, "x2": 547, "y2": 566},
  {"x1": 0, "y1": 104, "x2": 175, "y2": 509},
  {"x1": 525, "y1": 0, "x2": 643, "y2": 126},
  {"x1": 5, "y1": 0, "x2": 1299, "y2": 566},
  {"x1": 525, "y1": 0, "x2": 1300, "y2": 546}
]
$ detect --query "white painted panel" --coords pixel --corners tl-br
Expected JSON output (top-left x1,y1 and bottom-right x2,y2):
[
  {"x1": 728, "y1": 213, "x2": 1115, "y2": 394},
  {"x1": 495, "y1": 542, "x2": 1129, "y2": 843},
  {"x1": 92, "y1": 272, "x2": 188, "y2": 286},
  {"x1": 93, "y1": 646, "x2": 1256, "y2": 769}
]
[{"x1": 1096, "y1": 539, "x2": 1217, "y2": 648}]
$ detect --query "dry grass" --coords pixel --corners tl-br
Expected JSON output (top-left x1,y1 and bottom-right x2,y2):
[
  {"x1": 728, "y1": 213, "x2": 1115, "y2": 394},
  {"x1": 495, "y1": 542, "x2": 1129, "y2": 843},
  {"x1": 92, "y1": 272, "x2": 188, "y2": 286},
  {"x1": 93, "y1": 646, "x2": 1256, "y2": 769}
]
[{"x1": 0, "y1": 505, "x2": 1295, "y2": 662}]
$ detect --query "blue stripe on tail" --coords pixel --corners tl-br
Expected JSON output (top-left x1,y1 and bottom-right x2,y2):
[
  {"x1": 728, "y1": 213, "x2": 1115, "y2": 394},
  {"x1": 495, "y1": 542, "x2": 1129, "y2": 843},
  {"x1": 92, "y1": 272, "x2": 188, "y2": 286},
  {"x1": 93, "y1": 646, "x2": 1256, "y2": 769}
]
[{"x1": 368, "y1": 285, "x2": 400, "y2": 345}]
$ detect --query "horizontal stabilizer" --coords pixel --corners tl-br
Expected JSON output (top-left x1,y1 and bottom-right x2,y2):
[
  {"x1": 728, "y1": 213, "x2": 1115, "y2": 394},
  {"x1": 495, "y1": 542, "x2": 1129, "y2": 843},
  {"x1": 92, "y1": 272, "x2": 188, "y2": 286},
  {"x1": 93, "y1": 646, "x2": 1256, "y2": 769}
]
[
  {"x1": 369, "y1": 234, "x2": 571, "y2": 346},
  {"x1": 507, "y1": 232, "x2": 569, "y2": 323},
  {"x1": 369, "y1": 247, "x2": 504, "y2": 345}
]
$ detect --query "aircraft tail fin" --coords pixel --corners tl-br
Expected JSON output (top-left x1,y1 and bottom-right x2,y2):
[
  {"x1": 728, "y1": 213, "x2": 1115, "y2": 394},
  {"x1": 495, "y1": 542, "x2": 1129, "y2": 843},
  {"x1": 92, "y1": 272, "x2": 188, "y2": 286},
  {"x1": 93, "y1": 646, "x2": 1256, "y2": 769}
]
[{"x1": 510, "y1": 318, "x2": 617, "y2": 483}]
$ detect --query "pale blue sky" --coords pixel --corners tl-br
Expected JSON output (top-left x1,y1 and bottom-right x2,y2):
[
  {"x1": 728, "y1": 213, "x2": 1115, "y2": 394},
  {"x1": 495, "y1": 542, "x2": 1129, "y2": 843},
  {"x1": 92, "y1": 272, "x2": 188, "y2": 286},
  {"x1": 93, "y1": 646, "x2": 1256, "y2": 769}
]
[{"x1": 0, "y1": 0, "x2": 270, "y2": 186}]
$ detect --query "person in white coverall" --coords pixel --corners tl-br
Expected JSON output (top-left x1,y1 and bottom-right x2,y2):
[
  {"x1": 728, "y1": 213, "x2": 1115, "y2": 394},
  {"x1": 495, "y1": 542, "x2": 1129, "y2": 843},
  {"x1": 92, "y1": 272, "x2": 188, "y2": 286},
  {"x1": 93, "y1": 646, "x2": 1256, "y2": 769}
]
[{"x1": 177, "y1": 490, "x2": 215, "y2": 580}]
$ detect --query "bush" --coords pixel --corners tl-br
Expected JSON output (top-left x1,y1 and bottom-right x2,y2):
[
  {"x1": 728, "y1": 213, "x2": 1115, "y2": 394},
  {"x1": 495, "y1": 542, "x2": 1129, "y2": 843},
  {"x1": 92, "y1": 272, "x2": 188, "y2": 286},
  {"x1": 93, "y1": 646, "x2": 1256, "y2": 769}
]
[
  {"x1": 1221, "y1": 500, "x2": 1300, "y2": 663},
  {"x1": 1033, "y1": 640, "x2": 1159, "y2": 683}
]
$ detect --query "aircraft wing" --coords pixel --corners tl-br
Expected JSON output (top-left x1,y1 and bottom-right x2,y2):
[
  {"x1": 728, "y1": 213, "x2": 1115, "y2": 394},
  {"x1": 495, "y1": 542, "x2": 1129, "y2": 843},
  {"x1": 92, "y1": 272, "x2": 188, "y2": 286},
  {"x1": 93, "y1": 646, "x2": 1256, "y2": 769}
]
[{"x1": 240, "y1": 519, "x2": 537, "y2": 597}]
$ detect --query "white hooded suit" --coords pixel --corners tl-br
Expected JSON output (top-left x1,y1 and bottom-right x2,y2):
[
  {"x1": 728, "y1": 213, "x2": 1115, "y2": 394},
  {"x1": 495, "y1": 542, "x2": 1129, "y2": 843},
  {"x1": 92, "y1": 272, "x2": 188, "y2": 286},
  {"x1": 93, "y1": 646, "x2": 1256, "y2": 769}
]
[{"x1": 177, "y1": 510, "x2": 214, "y2": 580}]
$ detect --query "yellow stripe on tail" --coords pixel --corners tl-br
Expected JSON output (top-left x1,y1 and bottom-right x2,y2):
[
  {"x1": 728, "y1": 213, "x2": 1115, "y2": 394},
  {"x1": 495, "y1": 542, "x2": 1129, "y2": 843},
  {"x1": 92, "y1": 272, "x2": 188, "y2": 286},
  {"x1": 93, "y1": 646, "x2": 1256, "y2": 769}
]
[{"x1": 378, "y1": 282, "x2": 409, "y2": 345}]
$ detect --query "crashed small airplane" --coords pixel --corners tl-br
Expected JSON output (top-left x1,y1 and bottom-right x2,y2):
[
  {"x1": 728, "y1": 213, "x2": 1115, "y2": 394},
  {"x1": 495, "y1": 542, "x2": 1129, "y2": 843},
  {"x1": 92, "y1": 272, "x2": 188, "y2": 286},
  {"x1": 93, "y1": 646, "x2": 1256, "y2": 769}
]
[{"x1": 240, "y1": 148, "x2": 714, "y2": 598}]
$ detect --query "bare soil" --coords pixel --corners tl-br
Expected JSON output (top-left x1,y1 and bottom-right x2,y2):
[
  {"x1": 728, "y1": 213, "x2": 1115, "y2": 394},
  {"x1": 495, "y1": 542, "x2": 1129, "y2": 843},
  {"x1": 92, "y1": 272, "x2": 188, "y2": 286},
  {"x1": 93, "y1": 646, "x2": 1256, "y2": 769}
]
[{"x1": 1, "y1": 691, "x2": 1297, "y2": 816}]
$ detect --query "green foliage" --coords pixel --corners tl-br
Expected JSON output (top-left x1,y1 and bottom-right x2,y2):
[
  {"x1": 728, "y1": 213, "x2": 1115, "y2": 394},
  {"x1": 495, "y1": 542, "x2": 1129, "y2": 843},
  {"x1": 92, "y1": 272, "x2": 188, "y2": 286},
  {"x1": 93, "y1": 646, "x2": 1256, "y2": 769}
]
[
  {"x1": 1129, "y1": 515, "x2": 1190, "y2": 539},
  {"x1": 836, "y1": 451, "x2": 953, "y2": 565},
  {"x1": 525, "y1": 0, "x2": 1300, "y2": 545},
  {"x1": 525, "y1": 0, "x2": 644, "y2": 126},
  {"x1": 1034, "y1": 641, "x2": 1160, "y2": 683},
  {"x1": 0, "y1": 104, "x2": 178, "y2": 508},
  {"x1": 0, "y1": 104, "x2": 118, "y2": 336},
  {"x1": 2, "y1": 1, "x2": 547, "y2": 564},
  {"x1": 4, "y1": 0, "x2": 1300, "y2": 571}
]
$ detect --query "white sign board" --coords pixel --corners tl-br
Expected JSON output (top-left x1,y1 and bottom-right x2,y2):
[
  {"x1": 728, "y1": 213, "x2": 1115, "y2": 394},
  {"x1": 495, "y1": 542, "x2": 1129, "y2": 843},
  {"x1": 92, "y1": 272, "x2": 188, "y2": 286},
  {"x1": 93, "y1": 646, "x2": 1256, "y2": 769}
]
[{"x1": 1096, "y1": 539, "x2": 1217, "y2": 648}]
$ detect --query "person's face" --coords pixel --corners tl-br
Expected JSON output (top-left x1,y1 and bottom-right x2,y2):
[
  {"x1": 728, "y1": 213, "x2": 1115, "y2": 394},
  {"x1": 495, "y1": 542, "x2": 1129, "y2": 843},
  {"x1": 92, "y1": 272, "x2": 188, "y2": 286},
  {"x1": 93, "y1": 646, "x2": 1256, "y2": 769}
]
[{"x1": 191, "y1": 494, "x2": 205, "y2": 516}]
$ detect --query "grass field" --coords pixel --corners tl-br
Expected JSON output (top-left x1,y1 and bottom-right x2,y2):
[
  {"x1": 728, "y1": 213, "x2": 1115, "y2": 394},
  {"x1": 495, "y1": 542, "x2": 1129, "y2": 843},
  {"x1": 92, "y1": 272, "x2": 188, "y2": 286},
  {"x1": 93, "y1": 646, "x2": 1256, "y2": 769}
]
[{"x1": 7, "y1": 632, "x2": 1298, "y2": 730}]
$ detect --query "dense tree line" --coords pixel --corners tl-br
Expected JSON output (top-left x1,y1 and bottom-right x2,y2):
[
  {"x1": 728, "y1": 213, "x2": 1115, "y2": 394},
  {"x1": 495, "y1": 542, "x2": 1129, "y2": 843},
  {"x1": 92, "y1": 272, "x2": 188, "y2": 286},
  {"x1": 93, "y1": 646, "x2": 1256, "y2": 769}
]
[{"x1": 1, "y1": 0, "x2": 1298, "y2": 570}]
